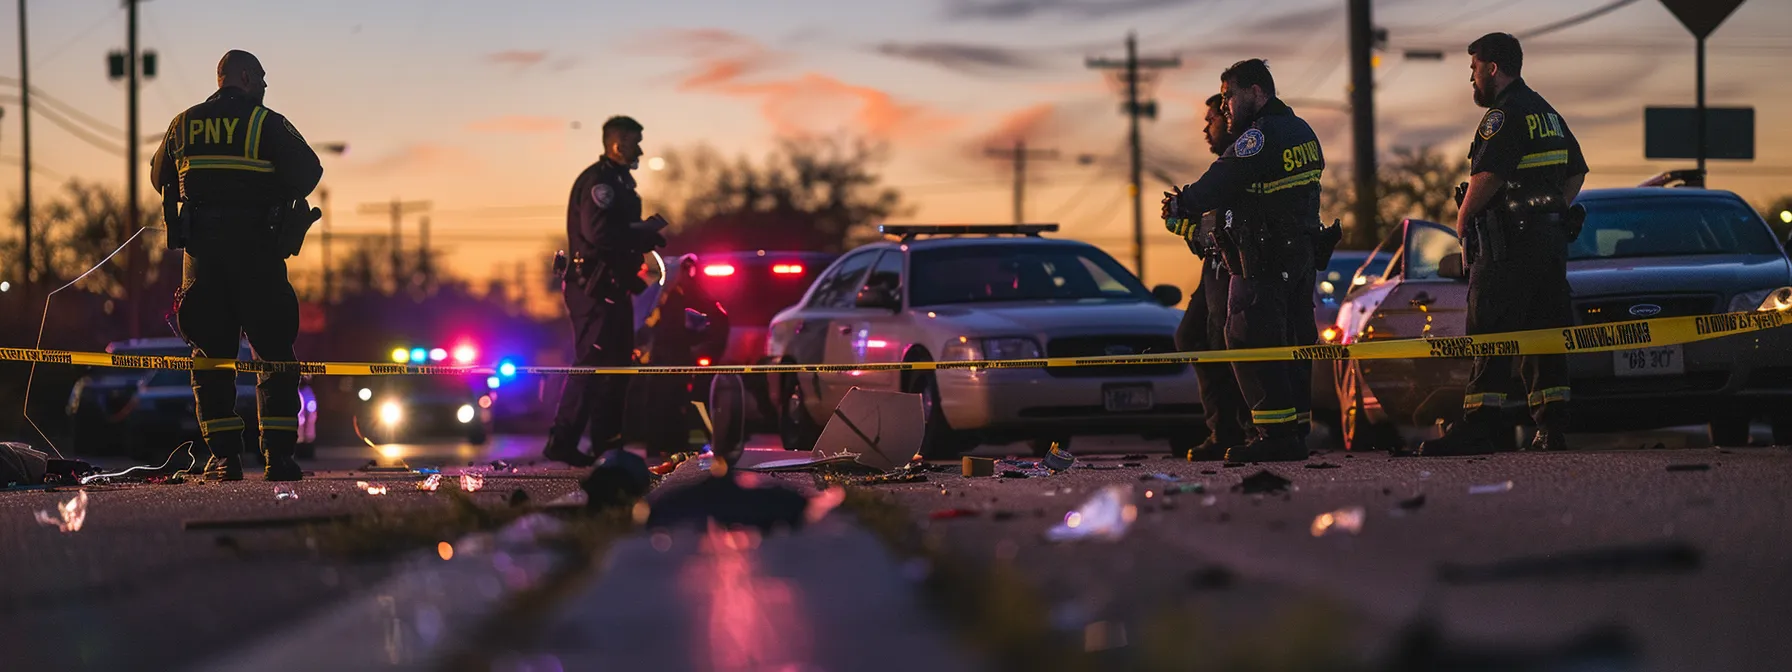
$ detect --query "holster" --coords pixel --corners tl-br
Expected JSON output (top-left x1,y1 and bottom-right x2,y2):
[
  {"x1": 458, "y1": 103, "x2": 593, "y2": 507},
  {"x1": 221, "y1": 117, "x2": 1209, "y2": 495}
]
[
  {"x1": 163, "y1": 192, "x2": 189, "y2": 251},
  {"x1": 1479, "y1": 210, "x2": 1510, "y2": 263},
  {"x1": 1312, "y1": 218, "x2": 1342, "y2": 271},
  {"x1": 1215, "y1": 224, "x2": 1247, "y2": 279},
  {"x1": 273, "y1": 198, "x2": 322, "y2": 258}
]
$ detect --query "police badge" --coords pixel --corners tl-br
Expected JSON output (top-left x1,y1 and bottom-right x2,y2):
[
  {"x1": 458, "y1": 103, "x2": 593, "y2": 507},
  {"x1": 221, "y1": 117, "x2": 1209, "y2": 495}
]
[
  {"x1": 1479, "y1": 110, "x2": 1504, "y2": 140},
  {"x1": 1234, "y1": 128, "x2": 1265, "y2": 158},
  {"x1": 591, "y1": 184, "x2": 613, "y2": 208}
]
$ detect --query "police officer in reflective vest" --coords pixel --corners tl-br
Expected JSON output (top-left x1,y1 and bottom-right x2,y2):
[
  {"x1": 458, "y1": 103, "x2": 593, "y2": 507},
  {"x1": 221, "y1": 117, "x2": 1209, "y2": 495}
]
[
  {"x1": 150, "y1": 50, "x2": 321, "y2": 481},
  {"x1": 1164, "y1": 59, "x2": 1325, "y2": 463},
  {"x1": 543, "y1": 116, "x2": 668, "y2": 467},
  {"x1": 1421, "y1": 33, "x2": 1587, "y2": 456},
  {"x1": 1171, "y1": 93, "x2": 1251, "y2": 460}
]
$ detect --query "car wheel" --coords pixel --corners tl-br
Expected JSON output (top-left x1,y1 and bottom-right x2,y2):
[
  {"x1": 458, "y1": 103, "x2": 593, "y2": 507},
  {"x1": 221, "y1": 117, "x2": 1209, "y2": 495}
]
[
  {"x1": 1708, "y1": 413, "x2": 1751, "y2": 447},
  {"x1": 1340, "y1": 363, "x2": 1400, "y2": 452},
  {"x1": 778, "y1": 373, "x2": 821, "y2": 452},
  {"x1": 911, "y1": 371, "x2": 974, "y2": 459}
]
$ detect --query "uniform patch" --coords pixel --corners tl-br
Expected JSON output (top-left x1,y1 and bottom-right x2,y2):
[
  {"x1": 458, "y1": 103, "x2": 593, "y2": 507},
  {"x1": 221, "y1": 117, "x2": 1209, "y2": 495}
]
[
  {"x1": 1234, "y1": 128, "x2": 1266, "y2": 158},
  {"x1": 1479, "y1": 110, "x2": 1504, "y2": 140},
  {"x1": 283, "y1": 118, "x2": 305, "y2": 142},
  {"x1": 590, "y1": 184, "x2": 613, "y2": 208}
]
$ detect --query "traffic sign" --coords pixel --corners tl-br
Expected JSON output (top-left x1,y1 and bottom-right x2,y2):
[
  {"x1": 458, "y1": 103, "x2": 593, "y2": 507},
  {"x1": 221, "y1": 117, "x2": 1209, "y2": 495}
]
[
  {"x1": 1658, "y1": 0, "x2": 1744, "y2": 39},
  {"x1": 1644, "y1": 107, "x2": 1753, "y2": 160}
]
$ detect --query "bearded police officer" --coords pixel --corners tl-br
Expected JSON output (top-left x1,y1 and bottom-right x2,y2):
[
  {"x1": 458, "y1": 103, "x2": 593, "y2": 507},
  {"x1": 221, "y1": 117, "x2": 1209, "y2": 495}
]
[
  {"x1": 1170, "y1": 93, "x2": 1251, "y2": 460},
  {"x1": 151, "y1": 50, "x2": 321, "y2": 481},
  {"x1": 1164, "y1": 59, "x2": 1325, "y2": 463},
  {"x1": 543, "y1": 116, "x2": 669, "y2": 467},
  {"x1": 1420, "y1": 33, "x2": 1587, "y2": 456}
]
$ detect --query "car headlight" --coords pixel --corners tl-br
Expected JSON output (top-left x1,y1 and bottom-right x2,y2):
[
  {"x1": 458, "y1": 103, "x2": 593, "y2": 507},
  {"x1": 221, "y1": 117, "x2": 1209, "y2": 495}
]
[
  {"x1": 1729, "y1": 286, "x2": 1792, "y2": 312},
  {"x1": 456, "y1": 404, "x2": 476, "y2": 424},
  {"x1": 943, "y1": 337, "x2": 1041, "y2": 361},
  {"x1": 378, "y1": 401, "x2": 403, "y2": 426}
]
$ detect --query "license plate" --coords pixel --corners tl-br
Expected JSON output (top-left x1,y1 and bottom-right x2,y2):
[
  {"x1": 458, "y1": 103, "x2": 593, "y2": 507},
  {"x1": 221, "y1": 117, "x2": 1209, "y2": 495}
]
[
  {"x1": 1103, "y1": 384, "x2": 1154, "y2": 412},
  {"x1": 1614, "y1": 345, "x2": 1684, "y2": 377}
]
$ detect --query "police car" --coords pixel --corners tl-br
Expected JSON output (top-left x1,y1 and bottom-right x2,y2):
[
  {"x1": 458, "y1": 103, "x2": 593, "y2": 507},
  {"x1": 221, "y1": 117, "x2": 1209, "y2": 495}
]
[
  {"x1": 1326, "y1": 179, "x2": 1792, "y2": 450},
  {"x1": 764, "y1": 224, "x2": 1203, "y2": 458},
  {"x1": 65, "y1": 337, "x2": 319, "y2": 460}
]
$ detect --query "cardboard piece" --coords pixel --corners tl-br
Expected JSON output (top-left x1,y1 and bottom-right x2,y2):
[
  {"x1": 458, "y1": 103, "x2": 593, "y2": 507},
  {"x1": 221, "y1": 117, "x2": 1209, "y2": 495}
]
[{"x1": 746, "y1": 387, "x2": 925, "y2": 473}]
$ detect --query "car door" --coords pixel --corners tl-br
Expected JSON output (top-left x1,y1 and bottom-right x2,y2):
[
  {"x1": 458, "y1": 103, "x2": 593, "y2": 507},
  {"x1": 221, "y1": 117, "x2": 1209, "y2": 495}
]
[
  {"x1": 1356, "y1": 219, "x2": 1474, "y2": 425},
  {"x1": 847, "y1": 250, "x2": 907, "y2": 393},
  {"x1": 793, "y1": 250, "x2": 883, "y2": 413}
]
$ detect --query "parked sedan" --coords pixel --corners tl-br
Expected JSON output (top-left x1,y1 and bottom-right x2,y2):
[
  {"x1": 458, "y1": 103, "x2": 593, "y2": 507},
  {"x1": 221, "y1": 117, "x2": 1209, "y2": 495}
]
[
  {"x1": 765, "y1": 225, "x2": 1203, "y2": 458},
  {"x1": 1327, "y1": 186, "x2": 1792, "y2": 450}
]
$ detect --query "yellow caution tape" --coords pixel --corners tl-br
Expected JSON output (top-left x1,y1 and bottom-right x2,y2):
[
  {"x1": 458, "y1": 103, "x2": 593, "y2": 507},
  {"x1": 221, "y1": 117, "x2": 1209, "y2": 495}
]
[{"x1": 2, "y1": 308, "x2": 1787, "y2": 376}]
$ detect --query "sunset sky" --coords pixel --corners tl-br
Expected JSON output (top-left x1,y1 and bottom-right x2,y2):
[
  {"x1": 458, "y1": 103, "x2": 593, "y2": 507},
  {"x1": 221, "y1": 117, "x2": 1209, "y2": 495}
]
[{"x1": 3, "y1": 0, "x2": 1790, "y2": 296}]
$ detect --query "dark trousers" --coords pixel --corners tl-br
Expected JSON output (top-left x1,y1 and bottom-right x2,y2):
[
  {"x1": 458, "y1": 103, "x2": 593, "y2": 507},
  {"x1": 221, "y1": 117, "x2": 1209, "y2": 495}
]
[
  {"x1": 1463, "y1": 226, "x2": 1572, "y2": 429},
  {"x1": 1176, "y1": 261, "x2": 1250, "y2": 442},
  {"x1": 175, "y1": 207, "x2": 300, "y2": 459},
  {"x1": 550, "y1": 287, "x2": 635, "y2": 452},
  {"x1": 1224, "y1": 240, "x2": 1316, "y2": 433},
  {"x1": 1288, "y1": 271, "x2": 1318, "y2": 428}
]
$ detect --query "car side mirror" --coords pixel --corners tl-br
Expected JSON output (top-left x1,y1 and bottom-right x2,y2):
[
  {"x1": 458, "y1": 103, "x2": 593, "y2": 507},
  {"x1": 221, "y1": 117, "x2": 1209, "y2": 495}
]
[
  {"x1": 855, "y1": 285, "x2": 901, "y2": 311},
  {"x1": 1151, "y1": 284, "x2": 1183, "y2": 307},
  {"x1": 1438, "y1": 253, "x2": 1467, "y2": 280}
]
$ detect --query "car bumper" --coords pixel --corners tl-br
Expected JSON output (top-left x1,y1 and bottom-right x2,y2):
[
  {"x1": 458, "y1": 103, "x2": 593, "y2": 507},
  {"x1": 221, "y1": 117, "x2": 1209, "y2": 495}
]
[{"x1": 936, "y1": 367, "x2": 1202, "y2": 437}]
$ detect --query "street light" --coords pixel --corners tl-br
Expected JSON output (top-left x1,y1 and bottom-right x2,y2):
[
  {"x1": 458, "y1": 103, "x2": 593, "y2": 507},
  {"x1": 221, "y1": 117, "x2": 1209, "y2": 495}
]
[{"x1": 1779, "y1": 210, "x2": 1790, "y2": 224}]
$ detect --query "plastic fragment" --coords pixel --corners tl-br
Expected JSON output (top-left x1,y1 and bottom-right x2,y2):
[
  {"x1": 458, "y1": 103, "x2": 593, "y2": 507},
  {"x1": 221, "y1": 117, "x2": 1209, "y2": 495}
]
[
  {"x1": 355, "y1": 481, "x2": 388, "y2": 496},
  {"x1": 274, "y1": 485, "x2": 299, "y2": 501},
  {"x1": 1468, "y1": 481, "x2": 1514, "y2": 495},
  {"x1": 460, "y1": 473, "x2": 485, "y2": 492},
  {"x1": 1045, "y1": 485, "x2": 1136, "y2": 543},
  {"x1": 34, "y1": 490, "x2": 88, "y2": 532},
  {"x1": 417, "y1": 474, "x2": 442, "y2": 492},
  {"x1": 1310, "y1": 506, "x2": 1365, "y2": 537},
  {"x1": 1142, "y1": 473, "x2": 1181, "y2": 482}
]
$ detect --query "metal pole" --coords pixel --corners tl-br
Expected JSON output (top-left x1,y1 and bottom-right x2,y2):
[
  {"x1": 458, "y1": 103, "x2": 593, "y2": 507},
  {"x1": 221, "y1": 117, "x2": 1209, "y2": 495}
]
[
  {"x1": 126, "y1": 0, "x2": 141, "y2": 337},
  {"x1": 18, "y1": 0, "x2": 31, "y2": 305},
  {"x1": 1013, "y1": 140, "x2": 1025, "y2": 225},
  {"x1": 319, "y1": 186, "x2": 332, "y2": 302},
  {"x1": 1126, "y1": 32, "x2": 1144, "y2": 280},
  {"x1": 1348, "y1": 0, "x2": 1377, "y2": 247},
  {"x1": 1695, "y1": 34, "x2": 1706, "y2": 176},
  {"x1": 389, "y1": 197, "x2": 402, "y2": 287}
]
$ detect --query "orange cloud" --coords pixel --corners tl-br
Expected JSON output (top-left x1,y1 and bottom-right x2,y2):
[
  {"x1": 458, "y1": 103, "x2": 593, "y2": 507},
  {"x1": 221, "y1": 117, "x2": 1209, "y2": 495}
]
[
  {"x1": 466, "y1": 115, "x2": 569, "y2": 134},
  {"x1": 648, "y1": 29, "x2": 960, "y2": 140},
  {"x1": 981, "y1": 103, "x2": 1057, "y2": 146},
  {"x1": 351, "y1": 143, "x2": 475, "y2": 175},
  {"x1": 486, "y1": 50, "x2": 548, "y2": 68}
]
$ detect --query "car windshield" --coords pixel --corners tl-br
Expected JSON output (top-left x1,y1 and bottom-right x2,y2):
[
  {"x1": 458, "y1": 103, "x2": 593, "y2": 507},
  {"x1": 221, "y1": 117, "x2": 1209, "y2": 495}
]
[
  {"x1": 1569, "y1": 197, "x2": 1781, "y2": 261},
  {"x1": 909, "y1": 243, "x2": 1152, "y2": 307}
]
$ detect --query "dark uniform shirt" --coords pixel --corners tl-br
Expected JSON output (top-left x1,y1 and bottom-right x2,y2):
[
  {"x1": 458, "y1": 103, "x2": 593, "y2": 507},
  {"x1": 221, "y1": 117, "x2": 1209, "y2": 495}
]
[
  {"x1": 1468, "y1": 78, "x2": 1588, "y2": 202},
  {"x1": 150, "y1": 87, "x2": 321, "y2": 206},
  {"x1": 1172, "y1": 97, "x2": 1325, "y2": 236},
  {"x1": 565, "y1": 156, "x2": 644, "y2": 259}
]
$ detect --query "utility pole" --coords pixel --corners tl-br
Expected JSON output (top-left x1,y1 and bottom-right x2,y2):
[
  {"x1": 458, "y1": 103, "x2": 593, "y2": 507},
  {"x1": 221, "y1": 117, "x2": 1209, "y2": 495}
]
[
  {"x1": 1087, "y1": 32, "x2": 1178, "y2": 281},
  {"x1": 984, "y1": 140, "x2": 1059, "y2": 225},
  {"x1": 356, "y1": 198, "x2": 430, "y2": 291},
  {"x1": 417, "y1": 216, "x2": 431, "y2": 289},
  {"x1": 318, "y1": 187, "x2": 332, "y2": 302},
  {"x1": 18, "y1": 0, "x2": 32, "y2": 309},
  {"x1": 1347, "y1": 0, "x2": 1378, "y2": 247}
]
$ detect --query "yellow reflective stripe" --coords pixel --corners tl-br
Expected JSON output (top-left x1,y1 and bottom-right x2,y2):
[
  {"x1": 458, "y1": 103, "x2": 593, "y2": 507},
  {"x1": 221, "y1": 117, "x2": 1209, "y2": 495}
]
[
  {"x1": 1463, "y1": 392, "x2": 1507, "y2": 410},
  {"x1": 246, "y1": 107, "x2": 269, "y2": 160},
  {"x1": 1258, "y1": 168, "x2": 1324, "y2": 194},
  {"x1": 179, "y1": 155, "x2": 276, "y2": 174},
  {"x1": 1516, "y1": 149, "x2": 1569, "y2": 169},
  {"x1": 1252, "y1": 408, "x2": 1298, "y2": 424},
  {"x1": 201, "y1": 417, "x2": 245, "y2": 435},
  {"x1": 1528, "y1": 386, "x2": 1571, "y2": 406},
  {"x1": 259, "y1": 416, "x2": 299, "y2": 432}
]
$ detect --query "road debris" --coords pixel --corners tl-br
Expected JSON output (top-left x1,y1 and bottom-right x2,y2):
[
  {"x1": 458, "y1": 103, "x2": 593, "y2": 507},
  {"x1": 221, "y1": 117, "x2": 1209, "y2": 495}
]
[
  {"x1": 34, "y1": 490, "x2": 88, "y2": 533},
  {"x1": 1437, "y1": 540, "x2": 1701, "y2": 584},
  {"x1": 929, "y1": 508, "x2": 979, "y2": 520},
  {"x1": 1141, "y1": 472, "x2": 1181, "y2": 482},
  {"x1": 417, "y1": 474, "x2": 442, "y2": 492},
  {"x1": 1042, "y1": 442, "x2": 1076, "y2": 472},
  {"x1": 1000, "y1": 470, "x2": 1030, "y2": 479},
  {"x1": 1045, "y1": 485, "x2": 1136, "y2": 542},
  {"x1": 1234, "y1": 470, "x2": 1293, "y2": 495},
  {"x1": 1310, "y1": 506, "x2": 1366, "y2": 537},
  {"x1": 274, "y1": 485, "x2": 299, "y2": 502},
  {"x1": 1468, "y1": 481, "x2": 1514, "y2": 495},
  {"x1": 1396, "y1": 493, "x2": 1427, "y2": 510},
  {"x1": 459, "y1": 472, "x2": 485, "y2": 492},
  {"x1": 962, "y1": 456, "x2": 994, "y2": 477},
  {"x1": 355, "y1": 481, "x2": 389, "y2": 496},
  {"x1": 1305, "y1": 462, "x2": 1341, "y2": 470}
]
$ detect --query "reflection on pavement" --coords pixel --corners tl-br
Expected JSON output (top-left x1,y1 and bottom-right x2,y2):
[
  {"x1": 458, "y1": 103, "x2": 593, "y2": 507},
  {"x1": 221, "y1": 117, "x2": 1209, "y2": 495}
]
[{"x1": 683, "y1": 525, "x2": 814, "y2": 671}]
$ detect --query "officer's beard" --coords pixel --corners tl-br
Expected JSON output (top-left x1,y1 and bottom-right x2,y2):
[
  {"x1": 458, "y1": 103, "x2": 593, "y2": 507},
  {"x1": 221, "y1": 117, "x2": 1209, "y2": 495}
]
[{"x1": 1472, "y1": 79, "x2": 1495, "y2": 108}]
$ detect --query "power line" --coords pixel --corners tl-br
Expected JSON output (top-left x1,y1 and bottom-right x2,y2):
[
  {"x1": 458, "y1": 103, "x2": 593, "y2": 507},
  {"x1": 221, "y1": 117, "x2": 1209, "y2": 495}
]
[
  {"x1": 0, "y1": 93, "x2": 126, "y2": 155},
  {"x1": 1516, "y1": 0, "x2": 1641, "y2": 40}
]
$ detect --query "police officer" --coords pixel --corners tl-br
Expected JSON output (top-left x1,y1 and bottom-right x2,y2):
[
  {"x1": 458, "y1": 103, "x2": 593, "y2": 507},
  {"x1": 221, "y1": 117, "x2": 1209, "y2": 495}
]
[
  {"x1": 150, "y1": 50, "x2": 321, "y2": 481},
  {"x1": 543, "y1": 116, "x2": 668, "y2": 467},
  {"x1": 1163, "y1": 59, "x2": 1324, "y2": 463},
  {"x1": 1170, "y1": 93, "x2": 1251, "y2": 460},
  {"x1": 1420, "y1": 33, "x2": 1586, "y2": 456}
]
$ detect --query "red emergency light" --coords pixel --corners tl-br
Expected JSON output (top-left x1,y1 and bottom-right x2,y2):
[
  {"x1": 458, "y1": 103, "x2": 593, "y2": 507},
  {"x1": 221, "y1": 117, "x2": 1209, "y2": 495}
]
[
  {"x1": 697, "y1": 357, "x2": 712, "y2": 367},
  {"x1": 703, "y1": 264, "x2": 736, "y2": 277},
  {"x1": 772, "y1": 263, "x2": 804, "y2": 275}
]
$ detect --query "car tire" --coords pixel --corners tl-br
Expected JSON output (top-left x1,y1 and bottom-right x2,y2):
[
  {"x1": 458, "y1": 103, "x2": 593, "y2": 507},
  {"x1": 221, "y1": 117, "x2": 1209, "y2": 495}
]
[
  {"x1": 911, "y1": 371, "x2": 974, "y2": 459},
  {"x1": 1339, "y1": 363, "x2": 1400, "y2": 452},
  {"x1": 1708, "y1": 413, "x2": 1751, "y2": 447},
  {"x1": 778, "y1": 373, "x2": 822, "y2": 452}
]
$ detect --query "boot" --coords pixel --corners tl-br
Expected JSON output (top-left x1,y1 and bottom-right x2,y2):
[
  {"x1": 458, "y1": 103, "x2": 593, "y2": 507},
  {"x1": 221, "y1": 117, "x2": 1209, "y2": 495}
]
[
  {"x1": 265, "y1": 454, "x2": 303, "y2": 481},
  {"x1": 1526, "y1": 428, "x2": 1569, "y2": 452},
  {"x1": 543, "y1": 435, "x2": 597, "y2": 467},
  {"x1": 1418, "y1": 415, "x2": 1499, "y2": 457},
  {"x1": 203, "y1": 454, "x2": 244, "y2": 482},
  {"x1": 1188, "y1": 435, "x2": 1244, "y2": 462},
  {"x1": 1224, "y1": 425, "x2": 1307, "y2": 463}
]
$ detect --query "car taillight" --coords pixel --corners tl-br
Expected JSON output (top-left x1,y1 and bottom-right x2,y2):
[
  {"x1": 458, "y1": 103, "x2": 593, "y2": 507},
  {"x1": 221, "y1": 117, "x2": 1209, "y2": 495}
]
[
  {"x1": 697, "y1": 357, "x2": 712, "y2": 366},
  {"x1": 703, "y1": 264, "x2": 736, "y2": 277},
  {"x1": 772, "y1": 263, "x2": 804, "y2": 275}
]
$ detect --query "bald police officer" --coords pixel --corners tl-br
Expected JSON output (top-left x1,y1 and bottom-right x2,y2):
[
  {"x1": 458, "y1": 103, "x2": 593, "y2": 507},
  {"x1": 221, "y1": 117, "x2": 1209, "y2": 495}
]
[
  {"x1": 1420, "y1": 33, "x2": 1587, "y2": 456},
  {"x1": 151, "y1": 50, "x2": 322, "y2": 481},
  {"x1": 1164, "y1": 59, "x2": 1325, "y2": 463}
]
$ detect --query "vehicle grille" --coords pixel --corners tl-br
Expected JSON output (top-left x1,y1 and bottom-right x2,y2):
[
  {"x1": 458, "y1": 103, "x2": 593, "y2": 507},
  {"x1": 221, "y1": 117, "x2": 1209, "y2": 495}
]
[
  {"x1": 1043, "y1": 335, "x2": 1185, "y2": 378},
  {"x1": 1575, "y1": 295, "x2": 1719, "y2": 325}
]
